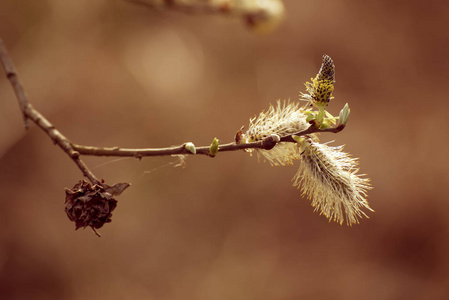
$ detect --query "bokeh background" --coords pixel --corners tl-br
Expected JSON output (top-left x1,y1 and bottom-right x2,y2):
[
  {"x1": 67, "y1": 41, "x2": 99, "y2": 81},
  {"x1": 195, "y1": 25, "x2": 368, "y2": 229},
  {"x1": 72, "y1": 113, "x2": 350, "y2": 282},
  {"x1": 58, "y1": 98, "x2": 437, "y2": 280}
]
[{"x1": 1, "y1": 0, "x2": 449, "y2": 299}]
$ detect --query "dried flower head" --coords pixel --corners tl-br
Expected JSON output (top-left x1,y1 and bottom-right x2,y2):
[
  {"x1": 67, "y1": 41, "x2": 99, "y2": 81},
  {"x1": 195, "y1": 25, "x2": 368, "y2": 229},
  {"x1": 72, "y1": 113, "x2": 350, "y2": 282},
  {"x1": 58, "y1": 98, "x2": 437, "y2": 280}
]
[
  {"x1": 241, "y1": 100, "x2": 309, "y2": 166},
  {"x1": 301, "y1": 54, "x2": 335, "y2": 109},
  {"x1": 65, "y1": 180, "x2": 129, "y2": 236},
  {"x1": 292, "y1": 138, "x2": 372, "y2": 225}
]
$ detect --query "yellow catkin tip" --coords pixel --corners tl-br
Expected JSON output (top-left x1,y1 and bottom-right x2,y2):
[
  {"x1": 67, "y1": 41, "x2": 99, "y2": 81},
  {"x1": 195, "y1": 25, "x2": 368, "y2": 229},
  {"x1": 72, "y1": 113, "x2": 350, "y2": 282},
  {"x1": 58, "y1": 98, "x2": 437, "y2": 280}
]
[
  {"x1": 317, "y1": 54, "x2": 335, "y2": 82},
  {"x1": 301, "y1": 55, "x2": 336, "y2": 109}
]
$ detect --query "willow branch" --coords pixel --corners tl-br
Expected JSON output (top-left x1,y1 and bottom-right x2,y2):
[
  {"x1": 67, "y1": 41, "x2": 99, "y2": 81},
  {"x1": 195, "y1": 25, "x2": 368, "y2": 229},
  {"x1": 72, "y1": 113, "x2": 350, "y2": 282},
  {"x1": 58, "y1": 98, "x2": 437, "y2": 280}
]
[{"x1": 1, "y1": 38, "x2": 344, "y2": 183}]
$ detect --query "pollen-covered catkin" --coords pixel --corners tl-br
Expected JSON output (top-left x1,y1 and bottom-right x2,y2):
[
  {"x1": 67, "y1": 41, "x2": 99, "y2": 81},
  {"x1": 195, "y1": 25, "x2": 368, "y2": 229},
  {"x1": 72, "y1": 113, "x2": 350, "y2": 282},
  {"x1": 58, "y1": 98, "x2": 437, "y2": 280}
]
[
  {"x1": 242, "y1": 100, "x2": 309, "y2": 166},
  {"x1": 301, "y1": 54, "x2": 335, "y2": 109}
]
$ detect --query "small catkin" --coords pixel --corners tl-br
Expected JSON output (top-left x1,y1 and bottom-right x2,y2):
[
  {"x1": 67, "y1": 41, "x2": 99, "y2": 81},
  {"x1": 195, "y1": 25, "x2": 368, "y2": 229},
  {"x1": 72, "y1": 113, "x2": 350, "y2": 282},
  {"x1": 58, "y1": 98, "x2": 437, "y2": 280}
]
[{"x1": 243, "y1": 100, "x2": 309, "y2": 166}]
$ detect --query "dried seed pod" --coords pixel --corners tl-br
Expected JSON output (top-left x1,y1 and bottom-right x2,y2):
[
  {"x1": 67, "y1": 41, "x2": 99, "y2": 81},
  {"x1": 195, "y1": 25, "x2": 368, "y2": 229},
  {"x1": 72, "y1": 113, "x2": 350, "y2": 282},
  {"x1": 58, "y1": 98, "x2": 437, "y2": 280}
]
[{"x1": 65, "y1": 180, "x2": 129, "y2": 235}]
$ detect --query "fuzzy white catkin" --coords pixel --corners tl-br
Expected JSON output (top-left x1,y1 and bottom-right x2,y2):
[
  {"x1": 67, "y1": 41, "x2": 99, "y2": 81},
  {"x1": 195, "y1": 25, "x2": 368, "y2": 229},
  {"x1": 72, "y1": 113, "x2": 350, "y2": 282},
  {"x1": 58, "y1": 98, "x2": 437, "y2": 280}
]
[
  {"x1": 243, "y1": 100, "x2": 373, "y2": 225},
  {"x1": 293, "y1": 139, "x2": 373, "y2": 225},
  {"x1": 243, "y1": 100, "x2": 309, "y2": 166}
]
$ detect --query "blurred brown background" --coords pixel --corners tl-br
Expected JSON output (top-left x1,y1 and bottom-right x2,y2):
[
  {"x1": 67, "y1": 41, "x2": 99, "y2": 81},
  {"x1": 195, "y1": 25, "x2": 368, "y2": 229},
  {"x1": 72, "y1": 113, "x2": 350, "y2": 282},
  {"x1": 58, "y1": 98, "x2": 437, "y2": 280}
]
[{"x1": 1, "y1": 0, "x2": 449, "y2": 299}]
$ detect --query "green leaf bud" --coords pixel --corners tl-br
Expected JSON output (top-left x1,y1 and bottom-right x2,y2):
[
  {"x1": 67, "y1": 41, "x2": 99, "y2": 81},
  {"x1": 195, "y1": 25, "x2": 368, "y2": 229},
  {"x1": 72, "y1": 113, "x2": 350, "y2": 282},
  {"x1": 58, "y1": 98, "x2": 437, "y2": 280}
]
[
  {"x1": 338, "y1": 103, "x2": 350, "y2": 126},
  {"x1": 209, "y1": 138, "x2": 219, "y2": 157}
]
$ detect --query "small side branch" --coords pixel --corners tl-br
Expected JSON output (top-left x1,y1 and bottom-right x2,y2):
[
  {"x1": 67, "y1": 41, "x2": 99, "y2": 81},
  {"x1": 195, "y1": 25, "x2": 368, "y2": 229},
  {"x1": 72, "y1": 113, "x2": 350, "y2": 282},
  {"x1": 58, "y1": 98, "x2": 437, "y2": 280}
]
[
  {"x1": 279, "y1": 123, "x2": 345, "y2": 143},
  {"x1": 0, "y1": 40, "x2": 29, "y2": 128},
  {"x1": 0, "y1": 39, "x2": 101, "y2": 185},
  {"x1": 126, "y1": 0, "x2": 285, "y2": 31}
]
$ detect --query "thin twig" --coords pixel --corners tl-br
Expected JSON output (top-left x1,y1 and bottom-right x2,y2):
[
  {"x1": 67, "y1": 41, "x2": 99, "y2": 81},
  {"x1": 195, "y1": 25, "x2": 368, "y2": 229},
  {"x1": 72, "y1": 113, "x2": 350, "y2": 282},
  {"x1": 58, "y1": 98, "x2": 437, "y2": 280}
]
[
  {"x1": 0, "y1": 39, "x2": 101, "y2": 185},
  {"x1": 71, "y1": 124, "x2": 344, "y2": 158},
  {"x1": 126, "y1": 0, "x2": 233, "y2": 13},
  {"x1": 126, "y1": 0, "x2": 285, "y2": 31},
  {"x1": 71, "y1": 140, "x2": 267, "y2": 158},
  {"x1": 0, "y1": 40, "x2": 29, "y2": 128}
]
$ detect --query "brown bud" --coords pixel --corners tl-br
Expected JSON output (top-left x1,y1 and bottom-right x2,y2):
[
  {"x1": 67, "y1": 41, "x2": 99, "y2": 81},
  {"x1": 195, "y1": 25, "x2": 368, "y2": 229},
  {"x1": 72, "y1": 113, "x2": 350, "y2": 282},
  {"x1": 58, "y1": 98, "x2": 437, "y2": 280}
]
[
  {"x1": 261, "y1": 134, "x2": 280, "y2": 150},
  {"x1": 235, "y1": 125, "x2": 245, "y2": 144}
]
